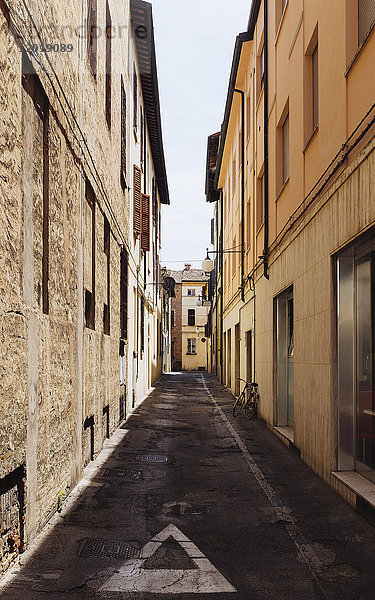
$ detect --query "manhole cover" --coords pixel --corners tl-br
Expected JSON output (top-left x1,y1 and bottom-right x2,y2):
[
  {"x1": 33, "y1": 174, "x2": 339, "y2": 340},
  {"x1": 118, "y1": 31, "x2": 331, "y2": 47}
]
[
  {"x1": 78, "y1": 539, "x2": 140, "y2": 559},
  {"x1": 100, "y1": 468, "x2": 143, "y2": 480},
  {"x1": 135, "y1": 454, "x2": 169, "y2": 463}
]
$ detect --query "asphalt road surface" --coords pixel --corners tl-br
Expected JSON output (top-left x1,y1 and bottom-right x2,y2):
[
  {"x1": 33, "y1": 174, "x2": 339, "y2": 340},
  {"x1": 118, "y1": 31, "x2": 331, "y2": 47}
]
[{"x1": 1, "y1": 372, "x2": 375, "y2": 599}]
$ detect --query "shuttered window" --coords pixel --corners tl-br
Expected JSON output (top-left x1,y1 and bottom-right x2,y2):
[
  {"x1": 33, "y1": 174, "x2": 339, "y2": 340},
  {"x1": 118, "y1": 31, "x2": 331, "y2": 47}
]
[
  {"x1": 133, "y1": 65, "x2": 138, "y2": 130},
  {"x1": 120, "y1": 246, "x2": 128, "y2": 340},
  {"x1": 103, "y1": 216, "x2": 110, "y2": 335},
  {"x1": 140, "y1": 297, "x2": 145, "y2": 353},
  {"x1": 133, "y1": 165, "x2": 141, "y2": 234},
  {"x1": 121, "y1": 77, "x2": 126, "y2": 185},
  {"x1": 141, "y1": 194, "x2": 150, "y2": 251}
]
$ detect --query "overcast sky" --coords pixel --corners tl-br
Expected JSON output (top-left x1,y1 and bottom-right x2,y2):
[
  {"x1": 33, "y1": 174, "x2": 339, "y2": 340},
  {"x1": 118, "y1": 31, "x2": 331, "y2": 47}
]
[{"x1": 150, "y1": 0, "x2": 251, "y2": 271}]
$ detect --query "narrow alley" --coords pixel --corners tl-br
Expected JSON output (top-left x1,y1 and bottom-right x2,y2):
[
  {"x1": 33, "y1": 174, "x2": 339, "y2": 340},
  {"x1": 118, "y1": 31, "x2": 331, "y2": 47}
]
[{"x1": 1, "y1": 373, "x2": 375, "y2": 600}]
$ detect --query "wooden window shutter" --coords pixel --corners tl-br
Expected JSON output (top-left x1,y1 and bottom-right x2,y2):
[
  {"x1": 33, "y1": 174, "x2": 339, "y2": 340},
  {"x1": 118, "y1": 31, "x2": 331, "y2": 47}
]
[
  {"x1": 141, "y1": 194, "x2": 150, "y2": 251},
  {"x1": 120, "y1": 246, "x2": 128, "y2": 340},
  {"x1": 133, "y1": 165, "x2": 141, "y2": 234}
]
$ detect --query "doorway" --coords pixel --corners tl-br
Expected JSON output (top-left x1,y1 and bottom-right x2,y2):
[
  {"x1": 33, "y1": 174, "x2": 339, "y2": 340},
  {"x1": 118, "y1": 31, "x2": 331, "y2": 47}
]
[
  {"x1": 246, "y1": 330, "x2": 252, "y2": 384},
  {"x1": 227, "y1": 329, "x2": 232, "y2": 389},
  {"x1": 235, "y1": 323, "x2": 240, "y2": 396},
  {"x1": 338, "y1": 233, "x2": 375, "y2": 483},
  {"x1": 276, "y1": 287, "x2": 294, "y2": 428}
]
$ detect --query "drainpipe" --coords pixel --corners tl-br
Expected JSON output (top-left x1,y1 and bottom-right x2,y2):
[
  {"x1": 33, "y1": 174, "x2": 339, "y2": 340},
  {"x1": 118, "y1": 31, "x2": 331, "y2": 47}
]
[
  {"x1": 233, "y1": 88, "x2": 245, "y2": 301},
  {"x1": 263, "y1": 0, "x2": 270, "y2": 280}
]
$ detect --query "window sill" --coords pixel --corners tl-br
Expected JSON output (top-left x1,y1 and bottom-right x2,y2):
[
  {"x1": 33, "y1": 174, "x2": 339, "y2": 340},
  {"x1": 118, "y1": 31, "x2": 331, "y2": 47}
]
[
  {"x1": 275, "y1": 176, "x2": 289, "y2": 202},
  {"x1": 186, "y1": 352, "x2": 197, "y2": 355},
  {"x1": 332, "y1": 471, "x2": 375, "y2": 509},
  {"x1": 273, "y1": 425, "x2": 294, "y2": 443},
  {"x1": 303, "y1": 126, "x2": 318, "y2": 154}
]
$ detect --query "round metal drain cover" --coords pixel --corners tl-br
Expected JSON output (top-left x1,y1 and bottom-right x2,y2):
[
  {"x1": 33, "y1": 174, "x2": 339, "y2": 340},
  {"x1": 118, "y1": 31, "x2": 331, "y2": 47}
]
[{"x1": 135, "y1": 454, "x2": 169, "y2": 463}]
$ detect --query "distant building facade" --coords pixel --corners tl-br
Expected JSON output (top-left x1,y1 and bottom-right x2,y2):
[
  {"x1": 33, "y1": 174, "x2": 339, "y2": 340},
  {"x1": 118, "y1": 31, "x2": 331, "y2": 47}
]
[
  {"x1": 206, "y1": 0, "x2": 375, "y2": 514},
  {"x1": 170, "y1": 266, "x2": 210, "y2": 371}
]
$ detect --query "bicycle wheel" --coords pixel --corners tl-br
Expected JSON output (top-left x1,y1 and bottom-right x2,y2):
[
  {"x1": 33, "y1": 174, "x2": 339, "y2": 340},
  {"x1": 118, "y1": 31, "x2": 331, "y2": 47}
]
[
  {"x1": 233, "y1": 393, "x2": 245, "y2": 417},
  {"x1": 245, "y1": 394, "x2": 258, "y2": 420}
]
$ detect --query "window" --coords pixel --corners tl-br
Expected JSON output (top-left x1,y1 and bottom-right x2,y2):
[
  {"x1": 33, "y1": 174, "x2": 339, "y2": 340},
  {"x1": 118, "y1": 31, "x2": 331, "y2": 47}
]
[
  {"x1": 246, "y1": 200, "x2": 251, "y2": 248},
  {"x1": 120, "y1": 76, "x2": 127, "y2": 186},
  {"x1": 276, "y1": 0, "x2": 288, "y2": 33},
  {"x1": 275, "y1": 287, "x2": 294, "y2": 428},
  {"x1": 256, "y1": 44, "x2": 264, "y2": 100},
  {"x1": 140, "y1": 107, "x2": 144, "y2": 164},
  {"x1": 103, "y1": 216, "x2": 110, "y2": 335},
  {"x1": 282, "y1": 113, "x2": 289, "y2": 184},
  {"x1": 133, "y1": 165, "x2": 141, "y2": 235},
  {"x1": 133, "y1": 64, "x2": 138, "y2": 131},
  {"x1": 187, "y1": 289, "x2": 195, "y2": 296},
  {"x1": 188, "y1": 309, "x2": 195, "y2": 326},
  {"x1": 358, "y1": 0, "x2": 375, "y2": 46},
  {"x1": 256, "y1": 173, "x2": 265, "y2": 230},
  {"x1": 232, "y1": 156, "x2": 236, "y2": 195},
  {"x1": 85, "y1": 180, "x2": 96, "y2": 330},
  {"x1": 312, "y1": 45, "x2": 319, "y2": 131},
  {"x1": 120, "y1": 246, "x2": 128, "y2": 340},
  {"x1": 22, "y1": 60, "x2": 50, "y2": 315},
  {"x1": 246, "y1": 93, "x2": 251, "y2": 140},
  {"x1": 171, "y1": 310, "x2": 175, "y2": 328},
  {"x1": 187, "y1": 338, "x2": 196, "y2": 354},
  {"x1": 141, "y1": 194, "x2": 150, "y2": 251},
  {"x1": 105, "y1": 1, "x2": 111, "y2": 128},
  {"x1": 304, "y1": 28, "x2": 318, "y2": 145},
  {"x1": 260, "y1": 45, "x2": 265, "y2": 88},
  {"x1": 87, "y1": 0, "x2": 97, "y2": 76},
  {"x1": 140, "y1": 297, "x2": 145, "y2": 353}
]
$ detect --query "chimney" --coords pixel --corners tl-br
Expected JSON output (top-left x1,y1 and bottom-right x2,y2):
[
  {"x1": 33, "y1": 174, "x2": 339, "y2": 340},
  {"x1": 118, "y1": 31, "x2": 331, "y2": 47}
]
[{"x1": 184, "y1": 263, "x2": 191, "y2": 271}]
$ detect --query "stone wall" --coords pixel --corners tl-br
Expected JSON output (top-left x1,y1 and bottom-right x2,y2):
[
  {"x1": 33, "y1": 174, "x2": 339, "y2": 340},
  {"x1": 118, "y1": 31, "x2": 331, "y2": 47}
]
[{"x1": 0, "y1": 0, "x2": 132, "y2": 569}]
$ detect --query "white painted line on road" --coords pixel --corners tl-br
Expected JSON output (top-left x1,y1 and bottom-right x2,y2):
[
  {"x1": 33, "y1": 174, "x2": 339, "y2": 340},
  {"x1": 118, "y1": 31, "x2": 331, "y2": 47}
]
[
  {"x1": 100, "y1": 523, "x2": 236, "y2": 594},
  {"x1": 200, "y1": 375, "x2": 333, "y2": 600}
]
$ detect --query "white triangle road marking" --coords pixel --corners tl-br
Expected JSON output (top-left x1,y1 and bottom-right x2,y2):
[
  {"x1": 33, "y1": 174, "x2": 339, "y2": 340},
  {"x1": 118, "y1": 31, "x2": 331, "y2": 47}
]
[{"x1": 100, "y1": 523, "x2": 237, "y2": 594}]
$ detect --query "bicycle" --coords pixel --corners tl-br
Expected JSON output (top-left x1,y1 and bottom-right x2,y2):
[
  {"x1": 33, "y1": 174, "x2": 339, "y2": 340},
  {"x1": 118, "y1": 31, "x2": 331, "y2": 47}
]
[{"x1": 233, "y1": 378, "x2": 259, "y2": 420}]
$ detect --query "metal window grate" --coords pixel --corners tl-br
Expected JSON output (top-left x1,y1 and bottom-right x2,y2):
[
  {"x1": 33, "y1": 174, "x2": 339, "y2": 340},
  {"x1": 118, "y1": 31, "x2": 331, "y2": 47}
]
[
  {"x1": 358, "y1": 0, "x2": 375, "y2": 46},
  {"x1": 78, "y1": 539, "x2": 139, "y2": 559}
]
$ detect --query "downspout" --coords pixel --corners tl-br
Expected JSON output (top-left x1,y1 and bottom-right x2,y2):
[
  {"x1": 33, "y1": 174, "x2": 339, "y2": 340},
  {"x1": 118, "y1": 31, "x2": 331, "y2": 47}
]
[
  {"x1": 233, "y1": 88, "x2": 245, "y2": 301},
  {"x1": 263, "y1": 0, "x2": 270, "y2": 280}
]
